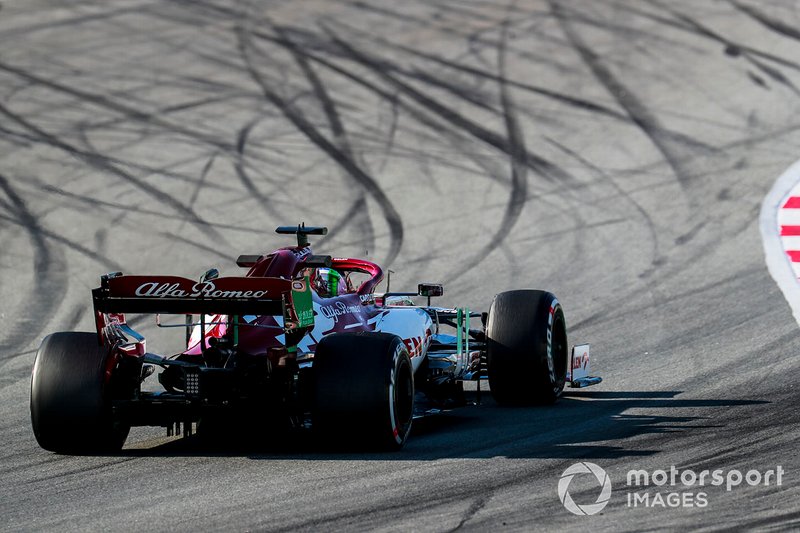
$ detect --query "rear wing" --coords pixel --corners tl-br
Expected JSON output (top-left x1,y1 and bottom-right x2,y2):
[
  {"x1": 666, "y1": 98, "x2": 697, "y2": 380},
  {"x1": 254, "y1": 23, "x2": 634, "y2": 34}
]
[
  {"x1": 92, "y1": 273, "x2": 314, "y2": 347},
  {"x1": 93, "y1": 274, "x2": 293, "y2": 315}
]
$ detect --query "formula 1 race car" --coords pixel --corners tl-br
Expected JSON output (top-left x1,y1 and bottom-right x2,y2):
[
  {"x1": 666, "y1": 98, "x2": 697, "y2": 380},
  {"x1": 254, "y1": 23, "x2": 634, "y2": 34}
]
[{"x1": 30, "y1": 225, "x2": 601, "y2": 453}]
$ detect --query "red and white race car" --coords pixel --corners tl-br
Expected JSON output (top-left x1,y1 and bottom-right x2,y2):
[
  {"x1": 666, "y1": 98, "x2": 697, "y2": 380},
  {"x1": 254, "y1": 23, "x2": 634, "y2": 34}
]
[{"x1": 30, "y1": 225, "x2": 600, "y2": 452}]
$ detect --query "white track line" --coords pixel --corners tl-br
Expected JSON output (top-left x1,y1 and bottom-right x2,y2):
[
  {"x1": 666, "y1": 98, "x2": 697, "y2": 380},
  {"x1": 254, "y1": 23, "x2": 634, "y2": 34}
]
[{"x1": 760, "y1": 158, "x2": 800, "y2": 327}]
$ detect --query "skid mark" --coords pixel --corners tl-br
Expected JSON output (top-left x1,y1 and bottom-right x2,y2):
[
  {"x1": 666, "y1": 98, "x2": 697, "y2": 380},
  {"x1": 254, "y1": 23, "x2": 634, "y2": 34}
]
[
  {"x1": 0, "y1": 174, "x2": 67, "y2": 359},
  {"x1": 252, "y1": 28, "x2": 502, "y2": 188},
  {"x1": 729, "y1": 1, "x2": 800, "y2": 42},
  {"x1": 190, "y1": 154, "x2": 216, "y2": 209},
  {"x1": 158, "y1": 231, "x2": 236, "y2": 263},
  {"x1": 0, "y1": 213, "x2": 124, "y2": 272},
  {"x1": 31, "y1": 183, "x2": 261, "y2": 235},
  {"x1": 546, "y1": 137, "x2": 666, "y2": 276},
  {"x1": 0, "y1": 4, "x2": 152, "y2": 40},
  {"x1": 233, "y1": 116, "x2": 282, "y2": 220},
  {"x1": 237, "y1": 27, "x2": 404, "y2": 266},
  {"x1": 443, "y1": 19, "x2": 530, "y2": 284},
  {"x1": 321, "y1": 24, "x2": 577, "y2": 184},
  {"x1": 635, "y1": 1, "x2": 800, "y2": 74},
  {"x1": 273, "y1": 22, "x2": 376, "y2": 254},
  {"x1": 551, "y1": 2, "x2": 698, "y2": 194},
  {"x1": 0, "y1": 62, "x2": 236, "y2": 152},
  {"x1": 0, "y1": 102, "x2": 224, "y2": 241}
]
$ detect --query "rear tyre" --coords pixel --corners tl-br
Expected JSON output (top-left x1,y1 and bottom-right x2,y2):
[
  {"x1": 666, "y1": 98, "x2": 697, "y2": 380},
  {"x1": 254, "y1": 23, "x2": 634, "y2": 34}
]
[
  {"x1": 313, "y1": 333, "x2": 414, "y2": 451},
  {"x1": 31, "y1": 332, "x2": 130, "y2": 453},
  {"x1": 486, "y1": 290, "x2": 568, "y2": 405}
]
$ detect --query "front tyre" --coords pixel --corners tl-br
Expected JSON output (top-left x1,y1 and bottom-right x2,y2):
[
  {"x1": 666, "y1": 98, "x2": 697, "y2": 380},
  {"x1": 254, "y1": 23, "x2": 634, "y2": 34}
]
[
  {"x1": 486, "y1": 290, "x2": 568, "y2": 405},
  {"x1": 31, "y1": 332, "x2": 130, "y2": 453},
  {"x1": 313, "y1": 333, "x2": 414, "y2": 451}
]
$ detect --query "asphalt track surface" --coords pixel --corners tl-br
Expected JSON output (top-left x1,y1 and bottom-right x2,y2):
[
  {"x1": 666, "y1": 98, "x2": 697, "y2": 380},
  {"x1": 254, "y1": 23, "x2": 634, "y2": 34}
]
[{"x1": 1, "y1": 1, "x2": 800, "y2": 531}]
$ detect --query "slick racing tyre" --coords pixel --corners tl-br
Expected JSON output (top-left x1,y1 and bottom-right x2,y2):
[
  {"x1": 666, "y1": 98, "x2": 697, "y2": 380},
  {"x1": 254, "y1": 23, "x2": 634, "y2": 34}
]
[
  {"x1": 313, "y1": 332, "x2": 414, "y2": 451},
  {"x1": 486, "y1": 290, "x2": 568, "y2": 405},
  {"x1": 31, "y1": 332, "x2": 130, "y2": 453}
]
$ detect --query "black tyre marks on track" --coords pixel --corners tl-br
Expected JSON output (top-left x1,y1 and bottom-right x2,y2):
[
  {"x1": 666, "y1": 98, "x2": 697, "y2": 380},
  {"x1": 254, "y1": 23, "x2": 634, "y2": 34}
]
[
  {"x1": 366, "y1": 35, "x2": 630, "y2": 122},
  {"x1": 0, "y1": 62, "x2": 236, "y2": 153},
  {"x1": 0, "y1": 102, "x2": 224, "y2": 242},
  {"x1": 0, "y1": 175, "x2": 66, "y2": 359},
  {"x1": 34, "y1": 183, "x2": 262, "y2": 235},
  {"x1": 321, "y1": 25, "x2": 576, "y2": 185},
  {"x1": 551, "y1": 2, "x2": 728, "y2": 252},
  {"x1": 190, "y1": 154, "x2": 216, "y2": 210},
  {"x1": 325, "y1": 16, "x2": 590, "y2": 106},
  {"x1": 233, "y1": 116, "x2": 281, "y2": 221},
  {"x1": 442, "y1": 20, "x2": 530, "y2": 284},
  {"x1": 258, "y1": 22, "x2": 581, "y2": 281},
  {"x1": 272, "y1": 23, "x2": 376, "y2": 254},
  {"x1": 495, "y1": 20, "x2": 528, "y2": 252},
  {"x1": 729, "y1": 1, "x2": 800, "y2": 42},
  {"x1": 546, "y1": 138, "x2": 666, "y2": 277},
  {"x1": 633, "y1": 1, "x2": 800, "y2": 86},
  {"x1": 237, "y1": 27, "x2": 404, "y2": 266},
  {"x1": 252, "y1": 29, "x2": 511, "y2": 190},
  {"x1": 0, "y1": 212, "x2": 124, "y2": 273},
  {"x1": 551, "y1": 2, "x2": 697, "y2": 193}
]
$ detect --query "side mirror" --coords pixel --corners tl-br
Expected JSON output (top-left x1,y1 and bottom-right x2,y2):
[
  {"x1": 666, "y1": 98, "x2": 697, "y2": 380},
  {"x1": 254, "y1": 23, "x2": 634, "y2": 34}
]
[
  {"x1": 418, "y1": 283, "x2": 443, "y2": 306},
  {"x1": 418, "y1": 283, "x2": 443, "y2": 297}
]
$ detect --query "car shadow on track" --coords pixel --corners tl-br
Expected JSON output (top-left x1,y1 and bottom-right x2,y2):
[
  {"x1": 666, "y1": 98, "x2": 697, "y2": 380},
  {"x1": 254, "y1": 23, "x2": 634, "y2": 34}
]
[
  {"x1": 118, "y1": 389, "x2": 768, "y2": 460},
  {"x1": 121, "y1": 391, "x2": 770, "y2": 461}
]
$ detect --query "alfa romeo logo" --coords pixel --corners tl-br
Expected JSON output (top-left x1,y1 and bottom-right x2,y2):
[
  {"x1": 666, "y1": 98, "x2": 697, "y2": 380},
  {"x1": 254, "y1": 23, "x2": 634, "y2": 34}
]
[{"x1": 558, "y1": 462, "x2": 612, "y2": 516}]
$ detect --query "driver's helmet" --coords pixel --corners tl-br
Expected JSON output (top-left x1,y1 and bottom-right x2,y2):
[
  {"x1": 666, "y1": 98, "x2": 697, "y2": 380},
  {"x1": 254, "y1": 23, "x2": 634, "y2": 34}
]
[{"x1": 314, "y1": 268, "x2": 345, "y2": 297}]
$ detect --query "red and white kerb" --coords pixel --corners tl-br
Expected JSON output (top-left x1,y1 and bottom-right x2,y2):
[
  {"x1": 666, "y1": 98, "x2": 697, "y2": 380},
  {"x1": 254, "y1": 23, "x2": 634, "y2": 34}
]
[
  {"x1": 778, "y1": 195, "x2": 800, "y2": 274},
  {"x1": 761, "y1": 158, "x2": 800, "y2": 327}
]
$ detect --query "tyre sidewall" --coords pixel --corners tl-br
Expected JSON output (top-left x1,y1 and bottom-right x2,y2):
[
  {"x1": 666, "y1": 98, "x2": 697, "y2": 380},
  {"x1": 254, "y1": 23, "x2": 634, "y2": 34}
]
[
  {"x1": 312, "y1": 333, "x2": 414, "y2": 450},
  {"x1": 31, "y1": 332, "x2": 129, "y2": 453},
  {"x1": 487, "y1": 290, "x2": 567, "y2": 405},
  {"x1": 386, "y1": 339, "x2": 413, "y2": 448}
]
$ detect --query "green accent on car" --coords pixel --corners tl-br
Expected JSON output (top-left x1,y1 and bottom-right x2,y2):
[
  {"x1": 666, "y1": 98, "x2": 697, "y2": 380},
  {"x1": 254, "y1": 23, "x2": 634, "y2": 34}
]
[
  {"x1": 293, "y1": 276, "x2": 314, "y2": 328},
  {"x1": 329, "y1": 271, "x2": 338, "y2": 296},
  {"x1": 456, "y1": 308, "x2": 463, "y2": 359}
]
